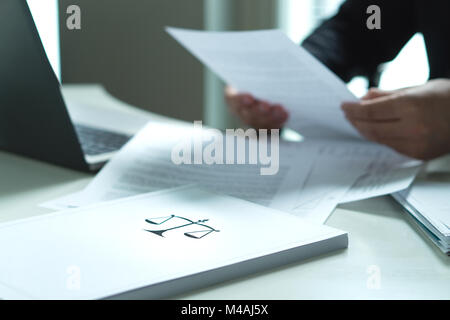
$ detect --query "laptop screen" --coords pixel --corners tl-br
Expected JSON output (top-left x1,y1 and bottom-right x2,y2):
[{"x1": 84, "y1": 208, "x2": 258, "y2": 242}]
[{"x1": 26, "y1": 0, "x2": 61, "y2": 81}]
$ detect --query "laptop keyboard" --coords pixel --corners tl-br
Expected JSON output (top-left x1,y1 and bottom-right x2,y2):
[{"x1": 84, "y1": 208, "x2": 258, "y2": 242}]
[{"x1": 74, "y1": 124, "x2": 131, "y2": 156}]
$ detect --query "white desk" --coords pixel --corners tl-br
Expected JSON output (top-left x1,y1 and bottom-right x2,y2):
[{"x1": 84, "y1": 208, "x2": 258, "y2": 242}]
[{"x1": 1, "y1": 85, "x2": 449, "y2": 300}]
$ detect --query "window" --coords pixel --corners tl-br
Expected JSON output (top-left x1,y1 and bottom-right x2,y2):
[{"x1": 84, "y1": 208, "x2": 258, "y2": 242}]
[{"x1": 378, "y1": 34, "x2": 429, "y2": 91}]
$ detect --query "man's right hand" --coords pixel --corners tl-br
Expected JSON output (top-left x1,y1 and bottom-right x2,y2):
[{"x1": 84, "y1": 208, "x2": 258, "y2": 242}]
[{"x1": 224, "y1": 86, "x2": 289, "y2": 130}]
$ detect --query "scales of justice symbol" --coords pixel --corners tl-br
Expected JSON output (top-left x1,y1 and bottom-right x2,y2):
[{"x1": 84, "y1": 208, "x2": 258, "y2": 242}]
[{"x1": 144, "y1": 215, "x2": 220, "y2": 239}]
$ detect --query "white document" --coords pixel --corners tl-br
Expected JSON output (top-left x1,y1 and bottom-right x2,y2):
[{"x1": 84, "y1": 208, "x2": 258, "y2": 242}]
[
  {"x1": 288, "y1": 150, "x2": 365, "y2": 223},
  {"x1": 41, "y1": 122, "x2": 421, "y2": 224},
  {"x1": 393, "y1": 179, "x2": 450, "y2": 254},
  {"x1": 342, "y1": 165, "x2": 422, "y2": 203},
  {"x1": 284, "y1": 140, "x2": 418, "y2": 222},
  {"x1": 332, "y1": 140, "x2": 423, "y2": 203},
  {"x1": 165, "y1": 27, "x2": 421, "y2": 208},
  {"x1": 166, "y1": 27, "x2": 359, "y2": 138},
  {"x1": 41, "y1": 122, "x2": 316, "y2": 212},
  {"x1": 62, "y1": 84, "x2": 171, "y2": 136},
  {"x1": 41, "y1": 29, "x2": 422, "y2": 225},
  {"x1": 396, "y1": 181, "x2": 450, "y2": 236},
  {"x1": 0, "y1": 186, "x2": 347, "y2": 299}
]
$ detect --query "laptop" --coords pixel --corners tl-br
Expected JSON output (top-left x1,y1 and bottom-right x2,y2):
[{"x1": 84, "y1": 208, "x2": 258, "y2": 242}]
[{"x1": 0, "y1": 0, "x2": 133, "y2": 172}]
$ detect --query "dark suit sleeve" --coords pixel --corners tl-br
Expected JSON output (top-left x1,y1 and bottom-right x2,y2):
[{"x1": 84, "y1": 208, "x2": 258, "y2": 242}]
[{"x1": 302, "y1": 0, "x2": 419, "y2": 82}]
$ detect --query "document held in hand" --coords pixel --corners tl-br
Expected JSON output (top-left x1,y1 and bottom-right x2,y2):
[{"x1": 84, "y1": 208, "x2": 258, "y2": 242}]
[
  {"x1": 167, "y1": 27, "x2": 359, "y2": 138},
  {"x1": 0, "y1": 186, "x2": 347, "y2": 299}
]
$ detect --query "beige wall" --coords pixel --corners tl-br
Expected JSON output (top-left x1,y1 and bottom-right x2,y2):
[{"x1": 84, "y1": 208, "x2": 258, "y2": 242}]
[
  {"x1": 59, "y1": 0, "x2": 205, "y2": 122},
  {"x1": 59, "y1": 0, "x2": 279, "y2": 126},
  {"x1": 204, "y1": 0, "x2": 279, "y2": 129}
]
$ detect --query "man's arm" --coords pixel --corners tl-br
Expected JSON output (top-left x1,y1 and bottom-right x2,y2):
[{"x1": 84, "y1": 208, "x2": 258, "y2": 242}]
[{"x1": 302, "y1": 0, "x2": 418, "y2": 82}]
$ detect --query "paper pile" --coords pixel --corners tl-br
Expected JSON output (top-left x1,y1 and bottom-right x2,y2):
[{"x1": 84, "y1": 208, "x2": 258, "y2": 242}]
[
  {"x1": 41, "y1": 28, "x2": 422, "y2": 224},
  {"x1": 0, "y1": 186, "x2": 348, "y2": 299},
  {"x1": 41, "y1": 121, "x2": 421, "y2": 225},
  {"x1": 393, "y1": 178, "x2": 450, "y2": 255}
]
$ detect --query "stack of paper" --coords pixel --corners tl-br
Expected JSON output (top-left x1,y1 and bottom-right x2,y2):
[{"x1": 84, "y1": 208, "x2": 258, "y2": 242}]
[
  {"x1": 41, "y1": 28, "x2": 422, "y2": 224},
  {"x1": 41, "y1": 121, "x2": 421, "y2": 225},
  {"x1": 393, "y1": 180, "x2": 450, "y2": 255},
  {"x1": 0, "y1": 186, "x2": 347, "y2": 299},
  {"x1": 3, "y1": 28, "x2": 428, "y2": 299},
  {"x1": 164, "y1": 27, "x2": 422, "y2": 215}
]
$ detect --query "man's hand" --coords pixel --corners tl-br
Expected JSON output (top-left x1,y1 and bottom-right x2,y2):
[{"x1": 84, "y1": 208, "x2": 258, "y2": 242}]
[
  {"x1": 342, "y1": 79, "x2": 450, "y2": 160},
  {"x1": 224, "y1": 86, "x2": 289, "y2": 130}
]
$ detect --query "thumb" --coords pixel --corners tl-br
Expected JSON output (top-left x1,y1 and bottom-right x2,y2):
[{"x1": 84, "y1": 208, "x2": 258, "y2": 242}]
[{"x1": 362, "y1": 88, "x2": 393, "y2": 101}]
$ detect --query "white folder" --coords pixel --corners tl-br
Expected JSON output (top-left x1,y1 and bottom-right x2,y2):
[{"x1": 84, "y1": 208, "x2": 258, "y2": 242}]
[{"x1": 0, "y1": 186, "x2": 347, "y2": 299}]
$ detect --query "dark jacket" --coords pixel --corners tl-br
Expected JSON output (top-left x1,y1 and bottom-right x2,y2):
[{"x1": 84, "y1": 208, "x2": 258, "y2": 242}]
[{"x1": 302, "y1": 0, "x2": 450, "y2": 84}]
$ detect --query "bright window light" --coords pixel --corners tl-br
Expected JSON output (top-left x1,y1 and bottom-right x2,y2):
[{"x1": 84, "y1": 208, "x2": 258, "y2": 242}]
[
  {"x1": 282, "y1": 1, "x2": 429, "y2": 96},
  {"x1": 26, "y1": 0, "x2": 61, "y2": 80},
  {"x1": 379, "y1": 33, "x2": 429, "y2": 91}
]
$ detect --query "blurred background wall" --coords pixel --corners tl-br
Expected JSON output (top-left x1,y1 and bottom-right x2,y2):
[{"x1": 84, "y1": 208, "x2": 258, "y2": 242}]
[
  {"x1": 57, "y1": 0, "x2": 429, "y2": 128},
  {"x1": 59, "y1": 0, "x2": 205, "y2": 122},
  {"x1": 59, "y1": 0, "x2": 279, "y2": 129}
]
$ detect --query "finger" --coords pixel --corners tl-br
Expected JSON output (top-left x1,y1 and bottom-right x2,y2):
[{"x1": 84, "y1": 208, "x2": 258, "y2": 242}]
[
  {"x1": 268, "y1": 105, "x2": 288, "y2": 128},
  {"x1": 237, "y1": 101, "x2": 257, "y2": 126},
  {"x1": 224, "y1": 86, "x2": 253, "y2": 109},
  {"x1": 362, "y1": 88, "x2": 393, "y2": 101},
  {"x1": 362, "y1": 86, "x2": 412, "y2": 101},
  {"x1": 347, "y1": 118, "x2": 430, "y2": 159},
  {"x1": 342, "y1": 95, "x2": 406, "y2": 121},
  {"x1": 244, "y1": 103, "x2": 287, "y2": 130},
  {"x1": 224, "y1": 85, "x2": 237, "y2": 108},
  {"x1": 229, "y1": 94, "x2": 256, "y2": 117},
  {"x1": 348, "y1": 118, "x2": 419, "y2": 141},
  {"x1": 224, "y1": 85, "x2": 237, "y2": 97},
  {"x1": 224, "y1": 86, "x2": 288, "y2": 129},
  {"x1": 251, "y1": 101, "x2": 272, "y2": 129}
]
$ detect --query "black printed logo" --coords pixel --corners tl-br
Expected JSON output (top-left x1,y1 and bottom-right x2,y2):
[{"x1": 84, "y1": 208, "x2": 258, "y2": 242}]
[{"x1": 144, "y1": 215, "x2": 220, "y2": 239}]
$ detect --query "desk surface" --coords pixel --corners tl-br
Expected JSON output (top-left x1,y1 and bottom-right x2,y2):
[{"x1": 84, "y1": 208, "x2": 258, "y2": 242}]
[{"x1": 1, "y1": 85, "x2": 449, "y2": 300}]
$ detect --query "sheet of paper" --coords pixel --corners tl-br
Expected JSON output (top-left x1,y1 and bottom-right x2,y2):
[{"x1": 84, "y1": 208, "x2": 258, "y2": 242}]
[
  {"x1": 40, "y1": 191, "x2": 87, "y2": 211},
  {"x1": 392, "y1": 189, "x2": 449, "y2": 254},
  {"x1": 42, "y1": 28, "x2": 421, "y2": 225},
  {"x1": 41, "y1": 123, "x2": 421, "y2": 225},
  {"x1": 167, "y1": 27, "x2": 359, "y2": 139},
  {"x1": 333, "y1": 141, "x2": 423, "y2": 203},
  {"x1": 41, "y1": 122, "x2": 316, "y2": 212},
  {"x1": 398, "y1": 181, "x2": 450, "y2": 235},
  {"x1": 284, "y1": 140, "x2": 400, "y2": 223},
  {"x1": 278, "y1": 139, "x2": 421, "y2": 222},
  {"x1": 287, "y1": 156, "x2": 363, "y2": 223},
  {"x1": 0, "y1": 186, "x2": 348, "y2": 299},
  {"x1": 342, "y1": 165, "x2": 422, "y2": 203},
  {"x1": 62, "y1": 84, "x2": 168, "y2": 136}
]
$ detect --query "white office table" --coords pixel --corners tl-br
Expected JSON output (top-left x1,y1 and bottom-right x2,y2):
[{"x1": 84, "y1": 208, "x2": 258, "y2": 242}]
[{"x1": 0, "y1": 85, "x2": 449, "y2": 300}]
